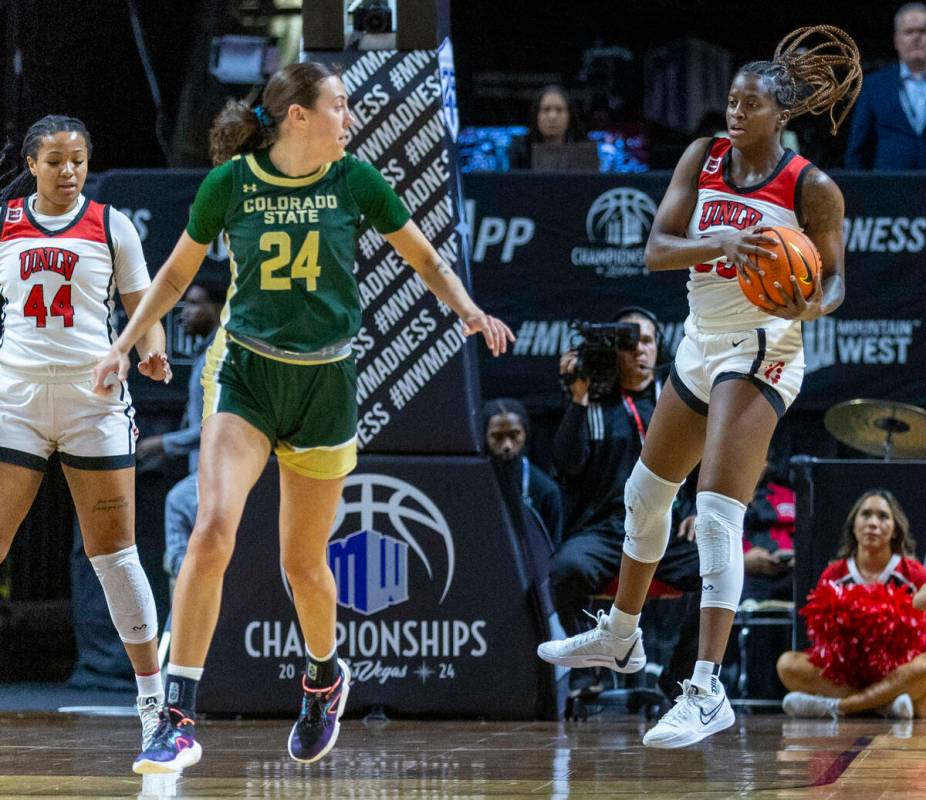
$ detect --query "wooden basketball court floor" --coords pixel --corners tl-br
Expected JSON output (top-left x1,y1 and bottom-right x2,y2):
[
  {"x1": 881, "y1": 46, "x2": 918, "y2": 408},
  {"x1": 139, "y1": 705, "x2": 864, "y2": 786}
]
[{"x1": 0, "y1": 713, "x2": 923, "y2": 799}]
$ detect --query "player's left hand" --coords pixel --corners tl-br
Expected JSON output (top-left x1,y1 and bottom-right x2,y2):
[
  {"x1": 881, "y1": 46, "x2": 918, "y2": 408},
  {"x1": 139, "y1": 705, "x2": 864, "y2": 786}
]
[
  {"x1": 760, "y1": 269, "x2": 825, "y2": 322},
  {"x1": 462, "y1": 313, "x2": 516, "y2": 357},
  {"x1": 138, "y1": 351, "x2": 173, "y2": 384}
]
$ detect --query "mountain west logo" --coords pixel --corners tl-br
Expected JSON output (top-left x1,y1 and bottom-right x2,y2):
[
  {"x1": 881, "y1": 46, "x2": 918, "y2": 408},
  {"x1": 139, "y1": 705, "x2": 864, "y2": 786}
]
[
  {"x1": 325, "y1": 474, "x2": 454, "y2": 616},
  {"x1": 437, "y1": 39, "x2": 459, "y2": 142},
  {"x1": 804, "y1": 317, "x2": 920, "y2": 376},
  {"x1": 571, "y1": 187, "x2": 658, "y2": 278}
]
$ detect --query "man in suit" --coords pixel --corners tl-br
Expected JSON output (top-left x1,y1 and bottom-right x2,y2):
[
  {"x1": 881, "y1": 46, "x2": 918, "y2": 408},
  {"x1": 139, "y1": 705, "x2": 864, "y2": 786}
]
[{"x1": 844, "y1": 3, "x2": 926, "y2": 169}]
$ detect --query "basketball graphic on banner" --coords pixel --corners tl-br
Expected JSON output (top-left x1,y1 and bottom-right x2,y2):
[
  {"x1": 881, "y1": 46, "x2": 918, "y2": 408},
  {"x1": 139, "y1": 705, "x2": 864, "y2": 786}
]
[{"x1": 280, "y1": 473, "x2": 455, "y2": 613}]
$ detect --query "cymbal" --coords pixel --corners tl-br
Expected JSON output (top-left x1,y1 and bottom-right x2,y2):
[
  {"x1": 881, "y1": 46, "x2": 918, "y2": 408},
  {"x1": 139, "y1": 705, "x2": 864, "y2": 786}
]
[{"x1": 824, "y1": 399, "x2": 926, "y2": 459}]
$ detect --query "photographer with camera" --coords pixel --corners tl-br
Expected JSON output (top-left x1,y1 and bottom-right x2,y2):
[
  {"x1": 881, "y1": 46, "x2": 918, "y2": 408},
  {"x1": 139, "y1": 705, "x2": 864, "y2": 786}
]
[{"x1": 546, "y1": 308, "x2": 701, "y2": 700}]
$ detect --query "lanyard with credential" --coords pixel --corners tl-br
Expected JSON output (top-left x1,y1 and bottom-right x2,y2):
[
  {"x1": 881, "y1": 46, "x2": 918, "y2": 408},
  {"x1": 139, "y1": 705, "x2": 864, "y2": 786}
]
[
  {"x1": 900, "y1": 77, "x2": 926, "y2": 134},
  {"x1": 621, "y1": 379, "x2": 661, "y2": 446}
]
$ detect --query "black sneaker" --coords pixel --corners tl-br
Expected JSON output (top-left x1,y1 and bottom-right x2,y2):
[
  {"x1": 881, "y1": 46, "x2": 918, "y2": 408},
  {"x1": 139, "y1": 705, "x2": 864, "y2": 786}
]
[
  {"x1": 133, "y1": 706, "x2": 202, "y2": 774},
  {"x1": 287, "y1": 659, "x2": 351, "y2": 763}
]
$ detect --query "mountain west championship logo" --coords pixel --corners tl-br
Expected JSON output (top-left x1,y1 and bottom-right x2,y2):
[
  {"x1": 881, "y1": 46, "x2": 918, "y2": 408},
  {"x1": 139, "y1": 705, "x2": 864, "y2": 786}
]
[
  {"x1": 326, "y1": 474, "x2": 454, "y2": 616},
  {"x1": 571, "y1": 187, "x2": 658, "y2": 278},
  {"x1": 273, "y1": 473, "x2": 484, "y2": 681}
]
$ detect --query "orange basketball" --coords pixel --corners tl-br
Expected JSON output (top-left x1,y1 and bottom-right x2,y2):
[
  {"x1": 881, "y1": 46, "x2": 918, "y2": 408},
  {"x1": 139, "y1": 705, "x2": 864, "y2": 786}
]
[{"x1": 738, "y1": 226, "x2": 821, "y2": 311}]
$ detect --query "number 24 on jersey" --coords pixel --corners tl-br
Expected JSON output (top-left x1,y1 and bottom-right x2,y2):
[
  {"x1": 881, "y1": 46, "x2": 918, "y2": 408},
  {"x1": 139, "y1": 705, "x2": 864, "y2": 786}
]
[{"x1": 259, "y1": 230, "x2": 322, "y2": 291}]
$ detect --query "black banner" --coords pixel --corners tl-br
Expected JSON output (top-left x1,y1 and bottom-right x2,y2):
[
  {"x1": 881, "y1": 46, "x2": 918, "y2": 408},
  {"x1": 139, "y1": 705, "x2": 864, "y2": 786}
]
[
  {"x1": 88, "y1": 167, "x2": 926, "y2": 427},
  {"x1": 311, "y1": 45, "x2": 482, "y2": 453},
  {"x1": 197, "y1": 455, "x2": 557, "y2": 719},
  {"x1": 467, "y1": 172, "x2": 926, "y2": 414},
  {"x1": 90, "y1": 170, "x2": 229, "y2": 410}
]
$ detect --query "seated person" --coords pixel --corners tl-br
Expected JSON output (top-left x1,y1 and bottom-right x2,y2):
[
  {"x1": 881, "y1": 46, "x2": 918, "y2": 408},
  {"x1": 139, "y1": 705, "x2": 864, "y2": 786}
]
[
  {"x1": 778, "y1": 489, "x2": 926, "y2": 718},
  {"x1": 507, "y1": 85, "x2": 585, "y2": 169},
  {"x1": 135, "y1": 282, "x2": 222, "y2": 583},
  {"x1": 483, "y1": 398, "x2": 563, "y2": 547},
  {"x1": 742, "y1": 457, "x2": 796, "y2": 602},
  {"x1": 545, "y1": 308, "x2": 700, "y2": 698}
]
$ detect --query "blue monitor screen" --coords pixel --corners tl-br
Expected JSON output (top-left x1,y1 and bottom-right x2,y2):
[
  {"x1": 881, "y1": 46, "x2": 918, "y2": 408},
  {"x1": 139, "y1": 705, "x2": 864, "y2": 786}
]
[
  {"x1": 457, "y1": 125, "x2": 649, "y2": 173},
  {"x1": 457, "y1": 126, "x2": 529, "y2": 173}
]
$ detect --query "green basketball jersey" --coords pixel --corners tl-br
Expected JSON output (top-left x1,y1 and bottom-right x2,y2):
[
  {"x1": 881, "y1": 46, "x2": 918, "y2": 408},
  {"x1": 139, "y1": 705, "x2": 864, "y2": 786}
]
[{"x1": 187, "y1": 150, "x2": 410, "y2": 356}]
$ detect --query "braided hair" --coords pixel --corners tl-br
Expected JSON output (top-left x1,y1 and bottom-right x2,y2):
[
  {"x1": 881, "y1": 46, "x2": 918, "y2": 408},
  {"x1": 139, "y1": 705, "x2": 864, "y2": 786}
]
[
  {"x1": 739, "y1": 25, "x2": 863, "y2": 135},
  {"x1": 0, "y1": 115, "x2": 92, "y2": 202}
]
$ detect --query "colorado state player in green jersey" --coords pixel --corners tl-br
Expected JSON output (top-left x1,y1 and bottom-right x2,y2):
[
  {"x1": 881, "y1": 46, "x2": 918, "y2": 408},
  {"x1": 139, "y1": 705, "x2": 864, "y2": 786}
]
[{"x1": 92, "y1": 61, "x2": 514, "y2": 773}]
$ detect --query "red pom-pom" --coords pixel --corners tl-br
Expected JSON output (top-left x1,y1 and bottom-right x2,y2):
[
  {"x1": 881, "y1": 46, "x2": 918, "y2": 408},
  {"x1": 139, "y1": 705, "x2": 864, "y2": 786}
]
[{"x1": 801, "y1": 581, "x2": 926, "y2": 687}]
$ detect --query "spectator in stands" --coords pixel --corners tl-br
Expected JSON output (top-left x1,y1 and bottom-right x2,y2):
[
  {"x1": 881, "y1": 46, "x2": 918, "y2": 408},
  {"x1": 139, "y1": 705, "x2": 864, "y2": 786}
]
[
  {"x1": 545, "y1": 307, "x2": 701, "y2": 698},
  {"x1": 135, "y1": 282, "x2": 223, "y2": 584},
  {"x1": 508, "y1": 85, "x2": 585, "y2": 169},
  {"x1": 778, "y1": 489, "x2": 926, "y2": 718},
  {"x1": 741, "y1": 456, "x2": 796, "y2": 602},
  {"x1": 483, "y1": 398, "x2": 563, "y2": 547},
  {"x1": 844, "y1": 3, "x2": 926, "y2": 169}
]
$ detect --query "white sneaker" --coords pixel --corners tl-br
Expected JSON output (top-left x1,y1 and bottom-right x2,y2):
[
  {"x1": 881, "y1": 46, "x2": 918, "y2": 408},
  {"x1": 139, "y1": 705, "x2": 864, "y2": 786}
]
[
  {"x1": 137, "y1": 695, "x2": 164, "y2": 750},
  {"x1": 537, "y1": 610, "x2": 645, "y2": 673},
  {"x1": 879, "y1": 693, "x2": 914, "y2": 720},
  {"x1": 782, "y1": 691, "x2": 840, "y2": 719},
  {"x1": 642, "y1": 679, "x2": 734, "y2": 748}
]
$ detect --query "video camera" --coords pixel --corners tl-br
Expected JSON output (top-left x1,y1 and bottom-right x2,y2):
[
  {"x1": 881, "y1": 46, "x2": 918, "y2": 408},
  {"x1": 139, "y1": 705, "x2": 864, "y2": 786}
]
[{"x1": 563, "y1": 320, "x2": 641, "y2": 400}]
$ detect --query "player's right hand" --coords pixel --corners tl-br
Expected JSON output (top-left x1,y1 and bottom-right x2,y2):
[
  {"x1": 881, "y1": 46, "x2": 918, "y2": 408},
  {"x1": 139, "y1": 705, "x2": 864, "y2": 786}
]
[
  {"x1": 92, "y1": 347, "x2": 130, "y2": 395},
  {"x1": 718, "y1": 226, "x2": 779, "y2": 269}
]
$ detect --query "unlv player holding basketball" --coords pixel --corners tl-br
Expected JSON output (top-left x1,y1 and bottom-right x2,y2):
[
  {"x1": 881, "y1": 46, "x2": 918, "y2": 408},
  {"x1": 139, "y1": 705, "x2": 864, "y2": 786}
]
[
  {"x1": 538, "y1": 26, "x2": 862, "y2": 747},
  {"x1": 0, "y1": 116, "x2": 170, "y2": 747}
]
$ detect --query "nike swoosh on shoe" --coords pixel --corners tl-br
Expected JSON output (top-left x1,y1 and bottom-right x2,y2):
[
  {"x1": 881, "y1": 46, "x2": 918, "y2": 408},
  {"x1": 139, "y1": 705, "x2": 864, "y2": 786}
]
[
  {"x1": 614, "y1": 637, "x2": 639, "y2": 669},
  {"x1": 699, "y1": 700, "x2": 726, "y2": 725}
]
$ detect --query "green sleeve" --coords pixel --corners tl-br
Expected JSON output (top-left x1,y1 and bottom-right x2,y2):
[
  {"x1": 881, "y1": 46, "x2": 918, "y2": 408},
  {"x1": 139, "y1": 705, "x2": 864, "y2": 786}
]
[
  {"x1": 185, "y1": 161, "x2": 234, "y2": 244},
  {"x1": 345, "y1": 157, "x2": 411, "y2": 234}
]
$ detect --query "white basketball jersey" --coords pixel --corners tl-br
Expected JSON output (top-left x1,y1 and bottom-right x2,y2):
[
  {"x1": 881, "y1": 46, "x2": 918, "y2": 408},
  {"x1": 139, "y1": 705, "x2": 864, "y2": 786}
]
[
  {"x1": 0, "y1": 195, "x2": 149, "y2": 379},
  {"x1": 685, "y1": 137, "x2": 814, "y2": 333}
]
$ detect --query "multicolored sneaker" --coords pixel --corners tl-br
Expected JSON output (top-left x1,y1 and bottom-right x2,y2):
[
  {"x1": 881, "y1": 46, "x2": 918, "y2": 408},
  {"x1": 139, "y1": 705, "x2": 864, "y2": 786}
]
[
  {"x1": 287, "y1": 659, "x2": 351, "y2": 763},
  {"x1": 136, "y1": 694, "x2": 163, "y2": 750},
  {"x1": 132, "y1": 706, "x2": 202, "y2": 774}
]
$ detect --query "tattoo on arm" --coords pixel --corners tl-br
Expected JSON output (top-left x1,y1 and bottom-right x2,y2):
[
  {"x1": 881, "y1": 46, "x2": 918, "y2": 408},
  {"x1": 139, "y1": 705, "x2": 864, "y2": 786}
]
[
  {"x1": 432, "y1": 261, "x2": 454, "y2": 278},
  {"x1": 802, "y1": 169, "x2": 844, "y2": 237}
]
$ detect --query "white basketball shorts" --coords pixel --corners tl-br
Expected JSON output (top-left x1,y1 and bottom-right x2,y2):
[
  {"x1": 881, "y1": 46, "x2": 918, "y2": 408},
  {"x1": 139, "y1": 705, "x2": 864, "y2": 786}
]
[
  {"x1": 670, "y1": 317, "x2": 804, "y2": 418},
  {"x1": 0, "y1": 373, "x2": 137, "y2": 471}
]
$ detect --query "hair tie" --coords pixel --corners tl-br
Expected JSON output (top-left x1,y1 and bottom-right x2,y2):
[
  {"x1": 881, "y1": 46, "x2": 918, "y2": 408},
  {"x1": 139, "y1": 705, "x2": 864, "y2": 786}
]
[{"x1": 254, "y1": 105, "x2": 274, "y2": 129}]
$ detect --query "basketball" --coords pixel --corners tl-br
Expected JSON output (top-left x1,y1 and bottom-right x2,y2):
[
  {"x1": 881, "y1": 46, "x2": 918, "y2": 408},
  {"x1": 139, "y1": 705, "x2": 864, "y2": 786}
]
[{"x1": 738, "y1": 227, "x2": 821, "y2": 311}]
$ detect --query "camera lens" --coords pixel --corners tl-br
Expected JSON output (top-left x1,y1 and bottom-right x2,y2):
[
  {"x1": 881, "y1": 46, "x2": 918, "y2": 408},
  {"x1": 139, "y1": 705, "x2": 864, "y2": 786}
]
[{"x1": 362, "y1": 9, "x2": 389, "y2": 32}]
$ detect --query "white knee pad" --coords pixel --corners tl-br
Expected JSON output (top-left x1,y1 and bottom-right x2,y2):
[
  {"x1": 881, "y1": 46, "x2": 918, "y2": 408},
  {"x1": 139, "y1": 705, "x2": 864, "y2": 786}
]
[
  {"x1": 90, "y1": 544, "x2": 158, "y2": 644},
  {"x1": 622, "y1": 460, "x2": 682, "y2": 564},
  {"x1": 696, "y1": 492, "x2": 746, "y2": 612}
]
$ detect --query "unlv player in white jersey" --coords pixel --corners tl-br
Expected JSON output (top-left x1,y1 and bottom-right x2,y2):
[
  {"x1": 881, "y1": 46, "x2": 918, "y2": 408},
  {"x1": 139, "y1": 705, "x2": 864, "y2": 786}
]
[
  {"x1": 538, "y1": 26, "x2": 863, "y2": 747},
  {"x1": 0, "y1": 116, "x2": 172, "y2": 752}
]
